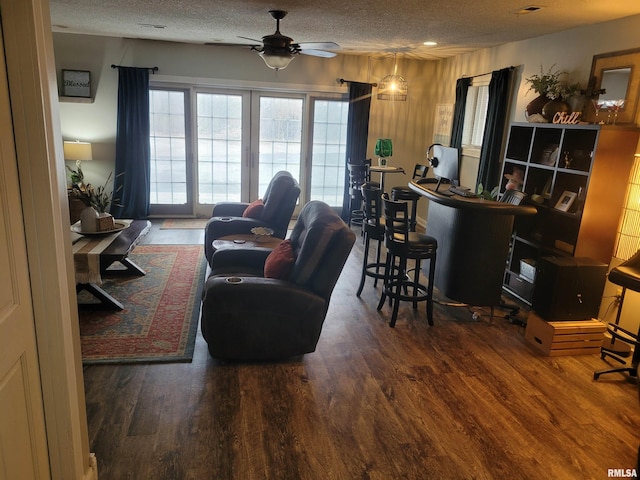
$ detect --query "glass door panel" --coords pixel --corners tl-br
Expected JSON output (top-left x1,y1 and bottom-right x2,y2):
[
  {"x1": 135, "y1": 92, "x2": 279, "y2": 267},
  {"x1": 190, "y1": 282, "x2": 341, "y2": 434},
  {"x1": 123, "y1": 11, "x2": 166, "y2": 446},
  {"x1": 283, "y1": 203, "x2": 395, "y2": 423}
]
[
  {"x1": 149, "y1": 88, "x2": 191, "y2": 216},
  {"x1": 309, "y1": 99, "x2": 348, "y2": 207},
  {"x1": 196, "y1": 92, "x2": 248, "y2": 205},
  {"x1": 255, "y1": 96, "x2": 304, "y2": 199},
  {"x1": 150, "y1": 87, "x2": 346, "y2": 218}
]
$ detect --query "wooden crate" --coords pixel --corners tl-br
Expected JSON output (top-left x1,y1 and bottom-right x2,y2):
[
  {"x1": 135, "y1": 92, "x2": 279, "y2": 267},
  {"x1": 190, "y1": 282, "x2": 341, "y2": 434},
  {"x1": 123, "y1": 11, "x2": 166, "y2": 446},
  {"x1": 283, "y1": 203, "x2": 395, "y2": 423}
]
[{"x1": 524, "y1": 311, "x2": 606, "y2": 356}]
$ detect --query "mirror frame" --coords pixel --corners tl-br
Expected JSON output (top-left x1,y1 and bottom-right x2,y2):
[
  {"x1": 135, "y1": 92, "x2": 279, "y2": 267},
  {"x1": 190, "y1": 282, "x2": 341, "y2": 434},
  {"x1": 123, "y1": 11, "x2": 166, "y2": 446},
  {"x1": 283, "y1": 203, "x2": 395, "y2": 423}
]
[{"x1": 586, "y1": 48, "x2": 640, "y2": 125}]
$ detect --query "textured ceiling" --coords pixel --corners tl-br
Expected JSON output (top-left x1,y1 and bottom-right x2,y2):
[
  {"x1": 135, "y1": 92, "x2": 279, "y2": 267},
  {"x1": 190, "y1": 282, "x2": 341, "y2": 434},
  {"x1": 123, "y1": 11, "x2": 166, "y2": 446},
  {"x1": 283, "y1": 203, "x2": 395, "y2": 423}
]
[{"x1": 49, "y1": 0, "x2": 640, "y2": 60}]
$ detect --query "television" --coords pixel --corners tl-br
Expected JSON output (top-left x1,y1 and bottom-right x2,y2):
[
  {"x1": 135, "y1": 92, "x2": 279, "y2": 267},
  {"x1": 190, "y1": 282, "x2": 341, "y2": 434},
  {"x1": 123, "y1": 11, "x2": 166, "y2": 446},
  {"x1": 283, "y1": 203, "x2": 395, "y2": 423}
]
[{"x1": 429, "y1": 145, "x2": 460, "y2": 192}]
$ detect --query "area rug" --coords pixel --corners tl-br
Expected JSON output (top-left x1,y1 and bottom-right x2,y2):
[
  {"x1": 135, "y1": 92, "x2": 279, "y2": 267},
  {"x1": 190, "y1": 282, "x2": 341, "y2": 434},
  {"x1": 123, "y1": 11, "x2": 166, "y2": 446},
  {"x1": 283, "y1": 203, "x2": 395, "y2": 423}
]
[
  {"x1": 160, "y1": 218, "x2": 209, "y2": 229},
  {"x1": 78, "y1": 245, "x2": 206, "y2": 364}
]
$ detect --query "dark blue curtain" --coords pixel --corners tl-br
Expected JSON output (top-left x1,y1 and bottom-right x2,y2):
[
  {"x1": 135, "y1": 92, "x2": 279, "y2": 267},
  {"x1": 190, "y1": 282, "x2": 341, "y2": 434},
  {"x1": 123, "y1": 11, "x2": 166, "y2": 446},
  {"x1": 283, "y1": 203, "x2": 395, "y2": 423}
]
[
  {"x1": 450, "y1": 77, "x2": 471, "y2": 150},
  {"x1": 110, "y1": 67, "x2": 150, "y2": 219},
  {"x1": 476, "y1": 67, "x2": 514, "y2": 190},
  {"x1": 341, "y1": 81, "x2": 373, "y2": 221}
]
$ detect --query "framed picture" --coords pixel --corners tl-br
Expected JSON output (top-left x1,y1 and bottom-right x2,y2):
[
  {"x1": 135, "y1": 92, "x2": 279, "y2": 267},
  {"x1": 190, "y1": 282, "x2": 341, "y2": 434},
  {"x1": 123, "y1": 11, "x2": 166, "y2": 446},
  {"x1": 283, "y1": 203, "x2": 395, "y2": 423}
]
[
  {"x1": 433, "y1": 104, "x2": 453, "y2": 146},
  {"x1": 585, "y1": 48, "x2": 640, "y2": 124},
  {"x1": 554, "y1": 190, "x2": 577, "y2": 212},
  {"x1": 62, "y1": 70, "x2": 91, "y2": 98}
]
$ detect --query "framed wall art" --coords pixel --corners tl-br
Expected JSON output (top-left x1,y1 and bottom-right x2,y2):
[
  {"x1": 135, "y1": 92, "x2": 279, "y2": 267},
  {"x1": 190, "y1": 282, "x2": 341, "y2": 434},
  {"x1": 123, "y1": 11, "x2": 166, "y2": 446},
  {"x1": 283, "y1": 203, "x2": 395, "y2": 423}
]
[
  {"x1": 585, "y1": 48, "x2": 640, "y2": 125},
  {"x1": 554, "y1": 190, "x2": 577, "y2": 212},
  {"x1": 62, "y1": 70, "x2": 91, "y2": 98}
]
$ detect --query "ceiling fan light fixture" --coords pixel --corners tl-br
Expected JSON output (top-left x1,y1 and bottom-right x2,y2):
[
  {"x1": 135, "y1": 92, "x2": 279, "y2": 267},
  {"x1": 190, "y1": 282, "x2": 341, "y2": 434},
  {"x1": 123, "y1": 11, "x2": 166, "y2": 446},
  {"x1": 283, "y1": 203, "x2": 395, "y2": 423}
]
[
  {"x1": 259, "y1": 50, "x2": 295, "y2": 70},
  {"x1": 377, "y1": 74, "x2": 408, "y2": 101}
]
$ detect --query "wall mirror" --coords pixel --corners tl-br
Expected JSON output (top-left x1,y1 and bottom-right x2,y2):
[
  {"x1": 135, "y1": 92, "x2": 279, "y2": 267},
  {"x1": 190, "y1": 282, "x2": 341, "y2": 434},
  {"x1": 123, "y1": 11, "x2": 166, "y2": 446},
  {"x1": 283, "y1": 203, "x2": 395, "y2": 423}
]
[{"x1": 586, "y1": 48, "x2": 640, "y2": 125}]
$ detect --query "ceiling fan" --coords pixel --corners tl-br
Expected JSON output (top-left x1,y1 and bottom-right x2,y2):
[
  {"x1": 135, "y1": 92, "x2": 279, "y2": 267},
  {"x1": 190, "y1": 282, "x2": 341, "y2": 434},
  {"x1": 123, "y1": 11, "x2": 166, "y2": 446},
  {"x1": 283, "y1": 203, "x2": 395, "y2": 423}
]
[{"x1": 240, "y1": 10, "x2": 339, "y2": 71}]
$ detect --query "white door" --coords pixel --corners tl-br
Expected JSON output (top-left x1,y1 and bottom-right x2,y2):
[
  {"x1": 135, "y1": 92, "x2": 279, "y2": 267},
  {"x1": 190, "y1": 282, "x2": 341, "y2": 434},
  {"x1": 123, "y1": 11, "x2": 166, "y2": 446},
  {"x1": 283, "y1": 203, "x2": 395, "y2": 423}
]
[{"x1": 0, "y1": 26, "x2": 51, "y2": 480}]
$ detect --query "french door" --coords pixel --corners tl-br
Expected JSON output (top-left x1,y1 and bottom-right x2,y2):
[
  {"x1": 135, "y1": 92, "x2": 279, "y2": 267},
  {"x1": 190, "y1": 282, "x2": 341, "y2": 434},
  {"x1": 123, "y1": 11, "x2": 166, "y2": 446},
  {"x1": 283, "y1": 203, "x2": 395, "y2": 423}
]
[{"x1": 149, "y1": 86, "x2": 347, "y2": 217}]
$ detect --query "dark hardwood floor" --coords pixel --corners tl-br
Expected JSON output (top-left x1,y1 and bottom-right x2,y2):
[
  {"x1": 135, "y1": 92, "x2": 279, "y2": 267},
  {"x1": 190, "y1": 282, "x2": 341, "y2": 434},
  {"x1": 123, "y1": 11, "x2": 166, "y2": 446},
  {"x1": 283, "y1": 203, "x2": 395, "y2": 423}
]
[{"x1": 83, "y1": 221, "x2": 639, "y2": 479}]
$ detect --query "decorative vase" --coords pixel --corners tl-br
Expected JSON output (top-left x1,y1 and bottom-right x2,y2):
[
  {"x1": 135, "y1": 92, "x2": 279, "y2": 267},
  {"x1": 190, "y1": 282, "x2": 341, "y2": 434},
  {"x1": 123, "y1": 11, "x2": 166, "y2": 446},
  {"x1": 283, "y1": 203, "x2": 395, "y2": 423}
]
[
  {"x1": 80, "y1": 206, "x2": 99, "y2": 232},
  {"x1": 542, "y1": 99, "x2": 571, "y2": 122},
  {"x1": 525, "y1": 95, "x2": 550, "y2": 119}
]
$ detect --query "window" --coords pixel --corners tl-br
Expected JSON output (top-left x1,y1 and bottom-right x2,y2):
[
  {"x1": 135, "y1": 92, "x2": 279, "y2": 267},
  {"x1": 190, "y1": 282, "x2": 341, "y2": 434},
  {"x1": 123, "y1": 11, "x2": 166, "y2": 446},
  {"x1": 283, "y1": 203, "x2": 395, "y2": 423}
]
[
  {"x1": 309, "y1": 99, "x2": 349, "y2": 206},
  {"x1": 149, "y1": 85, "x2": 347, "y2": 216},
  {"x1": 461, "y1": 84, "x2": 489, "y2": 157},
  {"x1": 149, "y1": 88, "x2": 190, "y2": 213},
  {"x1": 196, "y1": 92, "x2": 244, "y2": 204}
]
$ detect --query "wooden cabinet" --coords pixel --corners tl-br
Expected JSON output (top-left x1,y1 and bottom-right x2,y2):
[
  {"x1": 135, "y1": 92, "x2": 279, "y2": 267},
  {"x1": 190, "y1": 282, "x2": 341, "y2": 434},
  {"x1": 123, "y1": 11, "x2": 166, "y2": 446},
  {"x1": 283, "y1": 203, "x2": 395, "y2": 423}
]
[{"x1": 500, "y1": 123, "x2": 640, "y2": 305}]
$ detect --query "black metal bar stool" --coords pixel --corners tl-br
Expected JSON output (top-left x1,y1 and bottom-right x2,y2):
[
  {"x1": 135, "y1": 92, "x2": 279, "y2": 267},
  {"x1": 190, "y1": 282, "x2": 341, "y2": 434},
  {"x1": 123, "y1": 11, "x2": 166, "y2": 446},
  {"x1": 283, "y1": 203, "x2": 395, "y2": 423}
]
[
  {"x1": 347, "y1": 163, "x2": 367, "y2": 229},
  {"x1": 594, "y1": 249, "x2": 640, "y2": 380},
  {"x1": 356, "y1": 184, "x2": 385, "y2": 296},
  {"x1": 390, "y1": 163, "x2": 429, "y2": 231},
  {"x1": 377, "y1": 195, "x2": 437, "y2": 327}
]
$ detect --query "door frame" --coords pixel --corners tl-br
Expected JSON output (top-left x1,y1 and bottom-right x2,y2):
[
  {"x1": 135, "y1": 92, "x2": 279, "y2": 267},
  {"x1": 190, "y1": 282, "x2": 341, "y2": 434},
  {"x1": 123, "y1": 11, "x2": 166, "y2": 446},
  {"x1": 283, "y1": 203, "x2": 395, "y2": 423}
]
[{"x1": 1, "y1": 0, "x2": 96, "y2": 478}]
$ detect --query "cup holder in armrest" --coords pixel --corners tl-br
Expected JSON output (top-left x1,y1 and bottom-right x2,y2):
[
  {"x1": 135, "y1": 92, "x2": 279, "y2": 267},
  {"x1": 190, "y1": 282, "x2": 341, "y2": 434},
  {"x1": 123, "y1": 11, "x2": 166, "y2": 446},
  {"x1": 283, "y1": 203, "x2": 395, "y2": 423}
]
[{"x1": 226, "y1": 277, "x2": 243, "y2": 284}]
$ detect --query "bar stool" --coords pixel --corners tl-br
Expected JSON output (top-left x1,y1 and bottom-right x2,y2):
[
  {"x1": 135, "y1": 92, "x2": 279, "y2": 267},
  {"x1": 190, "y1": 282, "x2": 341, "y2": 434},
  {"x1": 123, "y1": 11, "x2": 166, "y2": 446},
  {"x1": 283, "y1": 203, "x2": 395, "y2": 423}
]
[
  {"x1": 390, "y1": 163, "x2": 429, "y2": 231},
  {"x1": 356, "y1": 184, "x2": 385, "y2": 296},
  {"x1": 594, "y1": 249, "x2": 640, "y2": 380},
  {"x1": 377, "y1": 194, "x2": 437, "y2": 327},
  {"x1": 347, "y1": 163, "x2": 367, "y2": 228}
]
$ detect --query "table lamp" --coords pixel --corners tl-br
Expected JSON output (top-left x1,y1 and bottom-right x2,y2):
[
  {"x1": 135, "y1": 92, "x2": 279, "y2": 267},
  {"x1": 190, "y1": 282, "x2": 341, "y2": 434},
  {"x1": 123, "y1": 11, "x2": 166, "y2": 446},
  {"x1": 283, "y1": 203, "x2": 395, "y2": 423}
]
[
  {"x1": 374, "y1": 138, "x2": 393, "y2": 166},
  {"x1": 64, "y1": 140, "x2": 92, "y2": 187}
]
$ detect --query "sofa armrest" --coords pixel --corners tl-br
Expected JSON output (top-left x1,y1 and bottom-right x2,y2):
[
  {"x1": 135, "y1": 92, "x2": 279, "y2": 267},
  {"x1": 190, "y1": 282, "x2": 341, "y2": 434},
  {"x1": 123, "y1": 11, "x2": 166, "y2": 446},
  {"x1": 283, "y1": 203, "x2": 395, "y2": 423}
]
[
  {"x1": 209, "y1": 247, "x2": 271, "y2": 273},
  {"x1": 211, "y1": 202, "x2": 249, "y2": 217},
  {"x1": 204, "y1": 217, "x2": 266, "y2": 266}
]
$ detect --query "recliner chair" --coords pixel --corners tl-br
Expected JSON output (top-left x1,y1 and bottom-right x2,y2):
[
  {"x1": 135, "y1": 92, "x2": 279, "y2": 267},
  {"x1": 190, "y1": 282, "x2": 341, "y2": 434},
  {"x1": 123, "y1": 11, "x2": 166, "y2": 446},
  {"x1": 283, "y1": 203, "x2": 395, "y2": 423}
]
[
  {"x1": 204, "y1": 171, "x2": 300, "y2": 267},
  {"x1": 201, "y1": 200, "x2": 356, "y2": 361}
]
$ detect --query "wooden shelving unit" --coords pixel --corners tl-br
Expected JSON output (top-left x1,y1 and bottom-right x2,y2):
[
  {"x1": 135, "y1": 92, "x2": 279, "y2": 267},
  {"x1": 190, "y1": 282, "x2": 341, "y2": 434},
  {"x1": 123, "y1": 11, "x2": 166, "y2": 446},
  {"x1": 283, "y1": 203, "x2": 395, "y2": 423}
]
[{"x1": 500, "y1": 122, "x2": 640, "y2": 305}]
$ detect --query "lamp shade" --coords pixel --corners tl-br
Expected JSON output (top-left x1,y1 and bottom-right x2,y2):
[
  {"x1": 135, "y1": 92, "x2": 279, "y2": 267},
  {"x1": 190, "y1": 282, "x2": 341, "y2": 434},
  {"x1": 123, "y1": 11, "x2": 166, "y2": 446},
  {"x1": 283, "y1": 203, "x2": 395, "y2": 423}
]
[
  {"x1": 259, "y1": 51, "x2": 295, "y2": 71},
  {"x1": 63, "y1": 140, "x2": 93, "y2": 161},
  {"x1": 377, "y1": 74, "x2": 408, "y2": 101},
  {"x1": 614, "y1": 153, "x2": 640, "y2": 260},
  {"x1": 374, "y1": 138, "x2": 393, "y2": 158}
]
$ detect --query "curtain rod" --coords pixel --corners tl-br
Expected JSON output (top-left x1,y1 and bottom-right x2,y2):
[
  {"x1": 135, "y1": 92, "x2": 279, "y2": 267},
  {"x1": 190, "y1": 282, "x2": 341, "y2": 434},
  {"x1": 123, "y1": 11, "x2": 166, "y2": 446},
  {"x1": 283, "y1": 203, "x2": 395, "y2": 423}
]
[
  {"x1": 338, "y1": 78, "x2": 378, "y2": 87},
  {"x1": 463, "y1": 66, "x2": 515, "y2": 79},
  {"x1": 111, "y1": 64, "x2": 159, "y2": 73}
]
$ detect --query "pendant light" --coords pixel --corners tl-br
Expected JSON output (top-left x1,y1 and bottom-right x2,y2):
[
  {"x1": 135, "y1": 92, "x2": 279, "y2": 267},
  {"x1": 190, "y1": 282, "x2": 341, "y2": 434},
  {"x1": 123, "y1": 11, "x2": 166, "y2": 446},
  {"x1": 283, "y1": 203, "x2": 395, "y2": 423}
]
[{"x1": 378, "y1": 53, "x2": 408, "y2": 101}]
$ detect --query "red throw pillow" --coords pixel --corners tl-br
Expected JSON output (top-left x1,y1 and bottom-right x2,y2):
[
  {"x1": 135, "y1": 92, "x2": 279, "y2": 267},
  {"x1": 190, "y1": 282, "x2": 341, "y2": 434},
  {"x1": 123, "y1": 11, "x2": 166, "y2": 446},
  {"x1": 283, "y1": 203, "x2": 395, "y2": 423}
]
[
  {"x1": 243, "y1": 199, "x2": 264, "y2": 219},
  {"x1": 264, "y1": 240, "x2": 295, "y2": 279}
]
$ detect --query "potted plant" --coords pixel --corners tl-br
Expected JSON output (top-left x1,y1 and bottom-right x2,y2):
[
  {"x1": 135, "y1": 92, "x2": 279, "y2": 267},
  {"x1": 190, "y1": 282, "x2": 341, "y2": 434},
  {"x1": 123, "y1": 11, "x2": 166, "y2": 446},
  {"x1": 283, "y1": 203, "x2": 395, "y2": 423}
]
[
  {"x1": 525, "y1": 64, "x2": 565, "y2": 119},
  {"x1": 69, "y1": 172, "x2": 122, "y2": 232}
]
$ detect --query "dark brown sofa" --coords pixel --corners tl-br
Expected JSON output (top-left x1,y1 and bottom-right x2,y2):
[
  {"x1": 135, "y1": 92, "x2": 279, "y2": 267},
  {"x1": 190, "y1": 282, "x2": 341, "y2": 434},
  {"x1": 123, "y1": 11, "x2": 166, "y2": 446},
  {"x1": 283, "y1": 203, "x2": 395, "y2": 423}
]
[{"x1": 201, "y1": 201, "x2": 355, "y2": 361}]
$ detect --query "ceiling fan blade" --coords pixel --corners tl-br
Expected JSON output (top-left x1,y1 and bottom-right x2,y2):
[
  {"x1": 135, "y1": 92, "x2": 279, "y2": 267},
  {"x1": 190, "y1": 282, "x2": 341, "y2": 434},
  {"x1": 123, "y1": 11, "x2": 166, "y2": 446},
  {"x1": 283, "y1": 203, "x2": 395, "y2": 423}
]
[
  {"x1": 206, "y1": 42, "x2": 259, "y2": 48},
  {"x1": 299, "y1": 49, "x2": 337, "y2": 58},
  {"x1": 298, "y1": 42, "x2": 340, "y2": 50},
  {"x1": 238, "y1": 35, "x2": 263, "y2": 43}
]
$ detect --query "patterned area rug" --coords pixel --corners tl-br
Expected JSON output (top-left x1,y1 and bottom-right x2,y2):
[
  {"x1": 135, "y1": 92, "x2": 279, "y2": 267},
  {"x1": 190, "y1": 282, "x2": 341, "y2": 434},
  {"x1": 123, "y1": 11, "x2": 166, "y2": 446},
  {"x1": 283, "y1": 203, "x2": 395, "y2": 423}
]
[
  {"x1": 160, "y1": 218, "x2": 209, "y2": 229},
  {"x1": 78, "y1": 245, "x2": 205, "y2": 364}
]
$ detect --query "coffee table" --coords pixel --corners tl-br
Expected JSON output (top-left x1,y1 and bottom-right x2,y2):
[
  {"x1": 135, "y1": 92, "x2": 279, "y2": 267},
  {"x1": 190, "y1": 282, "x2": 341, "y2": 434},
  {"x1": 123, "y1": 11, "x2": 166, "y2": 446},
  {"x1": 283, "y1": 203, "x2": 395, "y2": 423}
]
[{"x1": 73, "y1": 219, "x2": 151, "y2": 310}]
